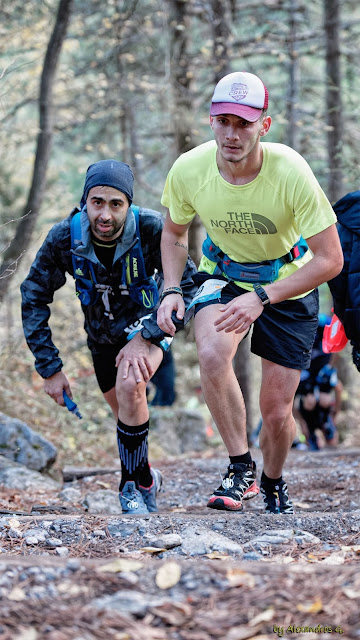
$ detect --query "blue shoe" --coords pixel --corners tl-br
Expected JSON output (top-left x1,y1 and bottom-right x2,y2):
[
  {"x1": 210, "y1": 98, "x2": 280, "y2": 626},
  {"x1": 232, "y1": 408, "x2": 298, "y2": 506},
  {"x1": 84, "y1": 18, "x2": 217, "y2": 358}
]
[
  {"x1": 139, "y1": 467, "x2": 163, "y2": 513},
  {"x1": 119, "y1": 481, "x2": 149, "y2": 514}
]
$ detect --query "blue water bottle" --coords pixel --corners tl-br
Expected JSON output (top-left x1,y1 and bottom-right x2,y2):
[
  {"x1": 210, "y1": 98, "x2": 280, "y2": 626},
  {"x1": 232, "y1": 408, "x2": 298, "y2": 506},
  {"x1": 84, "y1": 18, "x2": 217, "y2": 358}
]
[{"x1": 63, "y1": 390, "x2": 82, "y2": 420}]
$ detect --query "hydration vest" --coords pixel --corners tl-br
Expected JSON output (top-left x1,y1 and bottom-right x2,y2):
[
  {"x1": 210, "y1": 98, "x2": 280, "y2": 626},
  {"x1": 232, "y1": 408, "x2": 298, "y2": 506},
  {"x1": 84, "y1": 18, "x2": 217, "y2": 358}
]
[{"x1": 70, "y1": 205, "x2": 159, "y2": 314}]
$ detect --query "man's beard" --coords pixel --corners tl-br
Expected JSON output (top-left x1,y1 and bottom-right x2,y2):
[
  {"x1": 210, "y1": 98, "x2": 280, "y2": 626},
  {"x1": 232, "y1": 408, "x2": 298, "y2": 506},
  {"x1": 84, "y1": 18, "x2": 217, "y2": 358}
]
[{"x1": 93, "y1": 219, "x2": 122, "y2": 238}]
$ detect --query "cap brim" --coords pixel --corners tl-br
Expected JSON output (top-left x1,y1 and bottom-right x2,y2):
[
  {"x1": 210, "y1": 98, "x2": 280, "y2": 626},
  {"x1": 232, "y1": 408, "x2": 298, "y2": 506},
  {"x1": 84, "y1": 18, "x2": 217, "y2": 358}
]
[{"x1": 210, "y1": 102, "x2": 263, "y2": 122}]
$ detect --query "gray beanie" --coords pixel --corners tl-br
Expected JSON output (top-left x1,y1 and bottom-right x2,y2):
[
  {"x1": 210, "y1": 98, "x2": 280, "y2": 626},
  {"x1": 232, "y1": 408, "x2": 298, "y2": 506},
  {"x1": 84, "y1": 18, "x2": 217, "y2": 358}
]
[{"x1": 80, "y1": 159, "x2": 134, "y2": 208}]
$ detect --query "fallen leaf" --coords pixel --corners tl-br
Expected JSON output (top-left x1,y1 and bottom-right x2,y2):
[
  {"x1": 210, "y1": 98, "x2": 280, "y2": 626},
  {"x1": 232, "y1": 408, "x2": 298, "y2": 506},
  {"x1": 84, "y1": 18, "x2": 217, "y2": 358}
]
[
  {"x1": 170, "y1": 507, "x2": 187, "y2": 513},
  {"x1": 341, "y1": 545, "x2": 360, "y2": 553},
  {"x1": 57, "y1": 582, "x2": 89, "y2": 596},
  {"x1": 226, "y1": 569, "x2": 256, "y2": 588},
  {"x1": 293, "y1": 501, "x2": 311, "y2": 509},
  {"x1": 205, "y1": 551, "x2": 229, "y2": 560},
  {"x1": 306, "y1": 554, "x2": 320, "y2": 562},
  {"x1": 275, "y1": 556, "x2": 295, "y2": 564},
  {"x1": 98, "y1": 558, "x2": 143, "y2": 573},
  {"x1": 151, "y1": 601, "x2": 191, "y2": 625},
  {"x1": 297, "y1": 597, "x2": 323, "y2": 613},
  {"x1": 342, "y1": 587, "x2": 360, "y2": 599},
  {"x1": 249, "y1": 609, "x2": 275, "y2": 626},
  {"x1": 226, "y1": 625, "x2": 262, "y2": 640},
  {"x1": 8, "y1": 587, "x2": 26, "y2": 601},
  {"x1": 8, "y1": 518, "x2": 21, "y2": 529},
  {"x1": 155, "y1": 561, "x2": 182, "y2": 589},
  {"x1": 13, "y1": 628, "x2": 38, "y2": 640},
  {"x1": 139, "y1": 546, "x2": 167, "y2": 554},
  {"x1": 96, "y1": 481, "x2": 110, "y2": 489},
  {"x1": 321, "y1": 552, "x2": 345, "y2": 565}
]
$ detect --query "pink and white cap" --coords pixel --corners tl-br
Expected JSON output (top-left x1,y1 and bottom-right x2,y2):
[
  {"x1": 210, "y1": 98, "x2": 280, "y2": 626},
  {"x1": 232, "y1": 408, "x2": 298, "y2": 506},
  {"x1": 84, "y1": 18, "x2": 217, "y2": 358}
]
[{"x1": 210, "y1": 71, "x2": 269, "y2": 122}]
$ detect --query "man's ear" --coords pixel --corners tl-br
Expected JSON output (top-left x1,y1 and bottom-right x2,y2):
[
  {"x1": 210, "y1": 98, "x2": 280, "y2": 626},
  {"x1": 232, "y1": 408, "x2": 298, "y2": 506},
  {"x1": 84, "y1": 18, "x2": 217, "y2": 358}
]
[
  {"x1": 209, "y1": 115, "x2": 214, "y2": 129},
  {"x1": 259, "y1": 115, "x2": 272, "y2": 137}
]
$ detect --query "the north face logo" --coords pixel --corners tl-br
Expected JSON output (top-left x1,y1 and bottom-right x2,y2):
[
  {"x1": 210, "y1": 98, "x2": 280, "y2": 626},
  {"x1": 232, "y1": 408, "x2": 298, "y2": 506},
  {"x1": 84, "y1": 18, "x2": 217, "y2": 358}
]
[{"x1": 229, "y1": 82, "x2": 248, "y2": 102}]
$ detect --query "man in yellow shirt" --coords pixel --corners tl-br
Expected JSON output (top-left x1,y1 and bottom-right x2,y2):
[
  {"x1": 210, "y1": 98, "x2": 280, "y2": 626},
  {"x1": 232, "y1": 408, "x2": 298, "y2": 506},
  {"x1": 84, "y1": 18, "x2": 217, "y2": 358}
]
[{"x1": 157, "y1": 71, "x2": 343, "y2": 514}]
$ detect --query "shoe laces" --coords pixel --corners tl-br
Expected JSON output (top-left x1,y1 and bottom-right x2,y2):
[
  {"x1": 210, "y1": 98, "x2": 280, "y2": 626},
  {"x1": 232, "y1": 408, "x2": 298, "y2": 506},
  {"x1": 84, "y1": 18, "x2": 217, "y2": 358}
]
[
  {"x1": 126, "y1": 498, "x2": 139, "y2": 509},
  {"x1": 122, "y1": 487, "x2": 140, "y2": 510},
  {"x1": 219, "y1": 465, "x2": 252, "y2": 491}
]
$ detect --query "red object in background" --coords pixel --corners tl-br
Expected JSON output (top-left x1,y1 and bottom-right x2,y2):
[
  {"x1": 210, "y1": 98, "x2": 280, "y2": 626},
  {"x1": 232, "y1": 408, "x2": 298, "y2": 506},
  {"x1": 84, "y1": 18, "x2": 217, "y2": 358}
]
[{"x1": 322, "y1": 314, "x2": 348, "y2": 353}]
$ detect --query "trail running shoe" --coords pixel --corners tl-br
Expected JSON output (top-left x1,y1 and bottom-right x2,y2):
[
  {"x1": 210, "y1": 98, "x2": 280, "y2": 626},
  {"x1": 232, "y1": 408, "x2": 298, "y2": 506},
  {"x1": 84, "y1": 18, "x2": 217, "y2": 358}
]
[
  {"x1": 119, "y1": 481, "x2": 149, "y2": 514},
  {"x1": 260, "y1": 480, "x2": 294, "y2": 514},
  {"x1": 207, "y1": 461, "x2": 259, "y2": 511},
  {"x1": 139, "y1": 467, "x2": 163, "y2": 513}
]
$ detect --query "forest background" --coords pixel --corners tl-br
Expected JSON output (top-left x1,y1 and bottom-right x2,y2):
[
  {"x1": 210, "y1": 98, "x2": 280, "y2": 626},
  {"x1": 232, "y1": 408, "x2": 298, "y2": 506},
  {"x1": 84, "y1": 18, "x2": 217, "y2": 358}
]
[{"x1": 0, "y1": 0, "x2": 359, "y2": 471}]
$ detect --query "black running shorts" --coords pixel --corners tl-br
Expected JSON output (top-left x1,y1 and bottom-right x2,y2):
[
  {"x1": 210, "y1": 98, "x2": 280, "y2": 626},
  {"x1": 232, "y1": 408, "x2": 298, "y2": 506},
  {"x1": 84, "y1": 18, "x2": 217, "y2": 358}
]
[
  {"x1": 89, "y1": 340, "x2": 128, "y2": 393},
  {"x1": 194, "y1": 275, "x2": 319, "y2": 370}
]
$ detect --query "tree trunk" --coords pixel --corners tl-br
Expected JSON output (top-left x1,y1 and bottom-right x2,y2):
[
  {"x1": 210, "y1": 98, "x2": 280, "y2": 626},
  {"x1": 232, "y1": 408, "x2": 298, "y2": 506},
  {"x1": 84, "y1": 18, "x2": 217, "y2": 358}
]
[
  {"x1": 211, "y1": 0, "x2": 231, "y2": 83},
  {"x1": 166, "y1": 0, "x2": 204, "y2": 265},
  {"x1": 287, "y1": 0, "x2": 301, "y2": 150},
  {"x1": 324, "y1": 0, "x2": 343, "y2": 203},
  {"x1": 167, "y1": 0, "x2": 194, "y2": 157},
  {"x1": 0, "y1": 0, "x2": 73, "y2": 302}
]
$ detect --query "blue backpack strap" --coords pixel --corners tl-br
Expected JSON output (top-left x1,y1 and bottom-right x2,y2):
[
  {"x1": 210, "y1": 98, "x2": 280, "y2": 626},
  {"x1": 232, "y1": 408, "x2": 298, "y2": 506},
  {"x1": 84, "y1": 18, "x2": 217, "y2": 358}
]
[
  {"x1": 124, "y1": 205, "x2": 159, "y2": 309},
  {"x1": 128, "y1": 205, "x2": 147, "y2": 281},
  {"x1": 70, "y1": 210, "x2": 98, "y2": 305},
  {"x1": 283, "y1": 236, "x2": 308, "y2": 263}
]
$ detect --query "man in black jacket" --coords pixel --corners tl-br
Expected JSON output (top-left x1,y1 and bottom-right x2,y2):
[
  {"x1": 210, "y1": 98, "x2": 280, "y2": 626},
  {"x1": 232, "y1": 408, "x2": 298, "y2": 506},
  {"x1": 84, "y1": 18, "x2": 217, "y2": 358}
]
[
  {"x1": 328, "y1": 190, "x2": 360, "y2": 371},
  {"x1": 21, "y1": 159, "x2": 196, "y2": 515}
]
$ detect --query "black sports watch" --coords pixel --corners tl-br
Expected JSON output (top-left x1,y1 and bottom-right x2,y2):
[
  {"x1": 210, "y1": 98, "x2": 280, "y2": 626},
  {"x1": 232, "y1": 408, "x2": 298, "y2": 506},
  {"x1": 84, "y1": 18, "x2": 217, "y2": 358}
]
[{"x1": 253, "y1": 283, "x2": 271, "y2": 306}]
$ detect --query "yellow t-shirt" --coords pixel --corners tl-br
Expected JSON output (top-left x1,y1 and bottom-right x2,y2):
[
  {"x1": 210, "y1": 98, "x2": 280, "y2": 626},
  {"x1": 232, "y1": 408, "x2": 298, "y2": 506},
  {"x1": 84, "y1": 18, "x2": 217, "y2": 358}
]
[{"x1": 161, "y1": 140, "x2": 337, "y2": 295}]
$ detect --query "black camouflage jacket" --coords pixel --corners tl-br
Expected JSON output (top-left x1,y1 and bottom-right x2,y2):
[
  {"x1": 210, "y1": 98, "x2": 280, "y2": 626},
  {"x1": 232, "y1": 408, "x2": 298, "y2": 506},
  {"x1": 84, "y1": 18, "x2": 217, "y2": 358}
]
[{"x1": 21, "y1": 206, "x2": 197, "y2": 379}]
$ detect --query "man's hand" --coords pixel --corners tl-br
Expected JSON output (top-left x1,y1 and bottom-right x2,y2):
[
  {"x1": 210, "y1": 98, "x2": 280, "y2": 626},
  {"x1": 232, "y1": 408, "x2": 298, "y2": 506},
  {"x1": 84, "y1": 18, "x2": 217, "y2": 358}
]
[
  {"x1": 43, "y1": 371, "x2": 72, "y2": 406},
  {"x1": 116, "y1": 332, "x2": 159, "y2": 383},
  {"x1": 157, "y1": 293, "x2": 185, "y2": 336},
  {"x1": 214, "y1": 291, "x2": 264, "y2": 334}
]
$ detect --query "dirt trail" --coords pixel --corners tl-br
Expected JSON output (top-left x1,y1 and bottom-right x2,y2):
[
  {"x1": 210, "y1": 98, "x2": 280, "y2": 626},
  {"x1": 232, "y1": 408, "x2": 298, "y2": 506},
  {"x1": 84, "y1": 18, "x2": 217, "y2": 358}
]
[{"x1": 0, "y1": 447, "x2": 359, "y2": 639}]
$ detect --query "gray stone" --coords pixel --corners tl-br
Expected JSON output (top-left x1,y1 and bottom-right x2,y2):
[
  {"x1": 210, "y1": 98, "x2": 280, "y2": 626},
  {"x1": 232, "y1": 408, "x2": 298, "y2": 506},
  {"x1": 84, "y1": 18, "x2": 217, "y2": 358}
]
[
  {"x1": 294, "y1": 530, "x2": 321, "y2": 545},
  {"x1": 242, "y1": 552, "x2": 263, "y2": 561},
  {"x1": 66, "y1": 559, "x2": 81, "y2": 572},
  {"x1": 108, "y1": 523, "x2": 137, "y2": 538},
  {"x1": 25, "y1": 529, "x2": 46, "y2": 542},
  {"x1": 0, "y1": 457, "x2": 60, "y2": 490},
  {"x1": 149, "y1": 408, "x2": 207, "y2": 455},
  {"x1": 45, "y1": 537, "x2": 63, "y2": 547},
  {"x1": 180, "y1": 525, "x2": 243, "y2": 557},
  {"x1": 92, "y1": 589, "x2": 168, "y2": 617},
  {"x1": 244, "y1": 529, "x2": 295, "y2": 549},
  {"x1": 0, "y1": 412, "x2": 57, "y2": 471},
  {"x1": 55, "y1": 547, "x2": 69, "y2": 557},
  {"x1": 58, "y1": 487, "x2": 82, "y2": 503},
  {"x1": 146, "y1": 533, "x2": 182, "y2": 549},
  {"x1": 82, "y1": 490, "x2": 122, "y2": 515}
]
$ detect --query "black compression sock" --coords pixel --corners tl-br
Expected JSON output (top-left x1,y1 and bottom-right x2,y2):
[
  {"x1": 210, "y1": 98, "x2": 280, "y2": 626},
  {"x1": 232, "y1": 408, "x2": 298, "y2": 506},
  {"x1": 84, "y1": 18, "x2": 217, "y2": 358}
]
[
  {"x1": 261, "y1": 471, "x2": 283, "y2": 486},
  {"x1": 117, "y1": 419, "x2": 151, "y2": 490},
  {"x1": 230, "y1": 451, "x2": 252, "y2": 466}
]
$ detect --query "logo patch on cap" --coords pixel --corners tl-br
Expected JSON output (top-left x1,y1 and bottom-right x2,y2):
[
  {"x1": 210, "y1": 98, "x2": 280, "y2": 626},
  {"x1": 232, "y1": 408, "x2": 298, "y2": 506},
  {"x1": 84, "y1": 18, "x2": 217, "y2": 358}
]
[{"x1": 229, "y1": 83, "x2": 249, "y2": 102}]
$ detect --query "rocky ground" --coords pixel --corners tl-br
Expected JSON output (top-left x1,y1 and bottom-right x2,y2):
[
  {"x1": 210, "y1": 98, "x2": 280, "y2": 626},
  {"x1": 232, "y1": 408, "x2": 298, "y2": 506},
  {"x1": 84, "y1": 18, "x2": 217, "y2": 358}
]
[{"x1": 0, "y1": 446, "x2": 360, "y2": 639}]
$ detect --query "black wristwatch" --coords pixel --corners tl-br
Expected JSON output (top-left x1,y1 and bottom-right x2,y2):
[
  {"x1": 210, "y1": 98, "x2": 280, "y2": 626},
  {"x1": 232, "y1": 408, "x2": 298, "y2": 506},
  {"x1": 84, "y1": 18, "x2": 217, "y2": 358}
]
[{"x1": 253, "y1": 283, "x2": 271, "y2": 306}]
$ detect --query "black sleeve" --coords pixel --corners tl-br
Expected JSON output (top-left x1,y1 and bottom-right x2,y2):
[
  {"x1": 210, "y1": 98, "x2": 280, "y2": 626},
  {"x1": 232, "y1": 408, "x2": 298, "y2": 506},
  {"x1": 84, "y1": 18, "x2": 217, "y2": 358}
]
[{"x1": 20, "y1": 224, "x2": 69, "y2": 378}]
